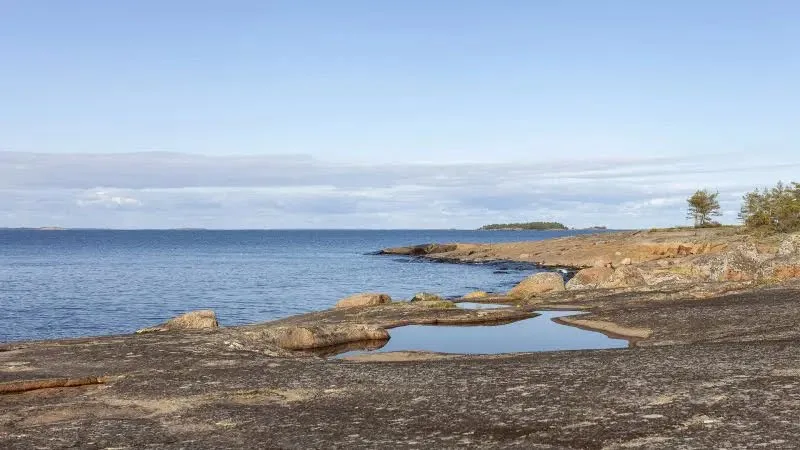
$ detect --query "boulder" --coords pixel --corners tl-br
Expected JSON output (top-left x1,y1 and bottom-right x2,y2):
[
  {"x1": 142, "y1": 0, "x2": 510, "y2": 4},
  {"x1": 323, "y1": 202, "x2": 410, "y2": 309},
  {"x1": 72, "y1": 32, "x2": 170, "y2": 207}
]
[
  {"x1": 335, "y1": 293, "x2": 392, "y2": 309},
  {"x1": 599, "y1": 266, "x2": 646, "y2": 289},
  {"x1": 463, "y1": 290, "x2": 489, "y2": 299},
  {"x1": 508, "y1": 272, "x2": 566, "y2": 298},
  {"x1": 136, "y1": 310, "x2": 219, "y2": 334},
  {"x1": 410, "y1": 292, "x2": 444, "y2": 302},
  {"x1": 565, "y1": 267, "x2": 614, "y2": 290},
  {"x1": 269, "y1": 324, "x2": 389, "y2": 350}
]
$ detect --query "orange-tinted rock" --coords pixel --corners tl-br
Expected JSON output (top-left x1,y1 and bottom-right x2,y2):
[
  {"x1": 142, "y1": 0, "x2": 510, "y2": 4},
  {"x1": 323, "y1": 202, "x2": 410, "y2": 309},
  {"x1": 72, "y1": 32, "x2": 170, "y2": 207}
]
[
  {"x1": 566, "y1": 267, "x2": 614, "y2": 290},
  {"x1": 508, "y1": 272, "x2": 565, "y2": 298},
  {"x1": 335, "y1": 293, "x2": 392, "y2": 309}
]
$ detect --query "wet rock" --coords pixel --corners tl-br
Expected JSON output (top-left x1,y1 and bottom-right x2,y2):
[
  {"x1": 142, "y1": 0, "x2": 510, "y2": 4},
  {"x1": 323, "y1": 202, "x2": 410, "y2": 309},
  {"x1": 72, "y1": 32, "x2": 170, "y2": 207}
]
[
  {"x1": 463, "y1": 290, "x2": 489, "y2": 299},
  {"x1": 508, "y1": 272, "x2": 565, "y2": 298},
  {"x1": 600, "y1": 266, "x2": 647, "y2": 289},
  {"x1": 380, "y1": 243, "x2": 457, "y2": 256},
  {"x1": 335, "y1": 293, "x2": 392, "y2": 309},
  {"x1": 410, "y1": 292, "x2": 444, "y2": 302},
  {"x1": 136, "y1": 310, "x2": 219, "y2": 334},
  {"x1": 566, "y1": 267, "x2": 614, "y2": 290}
]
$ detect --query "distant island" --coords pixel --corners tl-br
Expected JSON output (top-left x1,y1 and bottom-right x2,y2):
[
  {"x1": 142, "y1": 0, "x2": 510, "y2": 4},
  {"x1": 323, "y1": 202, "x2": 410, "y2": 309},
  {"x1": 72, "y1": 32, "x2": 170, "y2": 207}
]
[{"x1": 478, "y1": 221, "x2": 568, "y2": 231}]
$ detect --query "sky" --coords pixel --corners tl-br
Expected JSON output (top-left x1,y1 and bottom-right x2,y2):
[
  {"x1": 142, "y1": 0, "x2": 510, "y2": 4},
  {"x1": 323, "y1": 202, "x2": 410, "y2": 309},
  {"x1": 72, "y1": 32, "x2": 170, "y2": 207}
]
[{"x1": 1, "y1": 1, "x2": 799, "y2": 229}]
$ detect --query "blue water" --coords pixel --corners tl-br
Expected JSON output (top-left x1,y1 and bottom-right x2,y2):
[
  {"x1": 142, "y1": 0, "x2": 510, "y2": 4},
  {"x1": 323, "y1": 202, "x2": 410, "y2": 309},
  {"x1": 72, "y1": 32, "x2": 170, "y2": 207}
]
[
  {"x1": 337, "y1": 311, "x2": 628, "y2": 356},
  {"x1": 0, "y1": 229, "x2": 604, "y2": 343}
]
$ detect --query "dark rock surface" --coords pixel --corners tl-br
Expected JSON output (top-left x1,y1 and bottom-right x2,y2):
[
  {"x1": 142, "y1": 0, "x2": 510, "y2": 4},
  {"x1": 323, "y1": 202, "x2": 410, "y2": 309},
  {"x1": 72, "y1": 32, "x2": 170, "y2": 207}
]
[{"x1": 3, "y1": 282, "x2": 800, "y2": 448}]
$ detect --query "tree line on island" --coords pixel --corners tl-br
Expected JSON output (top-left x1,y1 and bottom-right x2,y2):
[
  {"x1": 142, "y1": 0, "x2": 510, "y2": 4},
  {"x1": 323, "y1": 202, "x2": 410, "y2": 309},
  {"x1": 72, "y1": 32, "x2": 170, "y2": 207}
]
[
  {"x1": 687, "y1": 181, "x2": 800, "y2": 233},
  {"x1": 478, "y1": 221, "x2": 568, "y2": 231}
]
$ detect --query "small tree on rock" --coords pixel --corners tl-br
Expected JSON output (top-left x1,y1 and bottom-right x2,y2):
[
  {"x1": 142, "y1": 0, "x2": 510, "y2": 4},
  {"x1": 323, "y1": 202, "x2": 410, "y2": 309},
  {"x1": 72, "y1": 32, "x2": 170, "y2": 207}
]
[{"x1": 687, "y1": 189, "x2": 722, "y2": 227}]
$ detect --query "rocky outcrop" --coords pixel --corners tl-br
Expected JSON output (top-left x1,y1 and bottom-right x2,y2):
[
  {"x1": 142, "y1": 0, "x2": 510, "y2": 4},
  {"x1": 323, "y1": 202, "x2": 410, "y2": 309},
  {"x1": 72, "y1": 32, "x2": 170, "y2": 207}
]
[
  {"x1": 758, "y1": 253, "x2": 800, "y2": 281},
  {"x1": 600, "y1": 266, "x2": 647, "y2": 289},
  {"x1": 778, "y1": 234, "x2": 800, "y2": 256},
  {"x1": 136, "y1": 310, "x2": 219, "y2": 333},
  {"x1": 508, "y1": 272, "x2": 565, "y2": 298},
  {"x1": 380, "y1": 243, "x2": 458, "y2": 256},
  {"x1": 692, "y1": 243, "x2": 765, "y2": 282},
  {"x1": 410, "y1": 292, "x2": 444, "y2": 302},
  {"x1": 566, "y1": 267, "x2": 614, "y2": 290},
  {"x1": 335, "y1": 293, "x2": 392, "y2": 309},
  {"x1": 463, "y1": 290, "x2": 489, "y2": 299},
  {"x1": 262, "y1": 324, "x2": 390, "y2": 350}
]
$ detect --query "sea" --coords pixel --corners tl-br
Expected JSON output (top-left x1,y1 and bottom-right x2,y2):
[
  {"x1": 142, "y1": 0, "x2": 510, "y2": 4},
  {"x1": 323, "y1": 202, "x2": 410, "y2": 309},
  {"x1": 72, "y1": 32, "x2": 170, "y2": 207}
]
[{"x1": 0, "y1": 229, "x2": 603, "y2": 343}]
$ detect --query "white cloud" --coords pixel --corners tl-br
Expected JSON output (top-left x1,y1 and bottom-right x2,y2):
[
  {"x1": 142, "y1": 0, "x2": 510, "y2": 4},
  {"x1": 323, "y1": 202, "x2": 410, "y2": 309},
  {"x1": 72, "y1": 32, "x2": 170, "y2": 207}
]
[
  {"x1": 0, "y1": 151, "x2": 798, "y2": 229},
  {"x1": 77, "y1": 189, "x2": 142, "y2": 208}
]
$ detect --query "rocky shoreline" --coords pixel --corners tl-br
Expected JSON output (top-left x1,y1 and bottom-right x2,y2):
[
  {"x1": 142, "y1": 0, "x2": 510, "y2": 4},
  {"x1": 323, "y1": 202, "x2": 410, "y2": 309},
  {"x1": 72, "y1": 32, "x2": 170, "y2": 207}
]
[{"x1": 3, "y1": 228, "x2": 800, "y2": 448}]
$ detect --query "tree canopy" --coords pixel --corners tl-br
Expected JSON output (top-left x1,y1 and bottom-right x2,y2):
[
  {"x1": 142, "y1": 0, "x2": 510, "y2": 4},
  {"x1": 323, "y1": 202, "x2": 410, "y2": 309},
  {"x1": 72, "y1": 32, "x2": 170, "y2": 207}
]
[
  {"x1": 687, "y1": 189, "x2": 722, "y2": 227},
  {"x1": 739, "y1": 181, "x2": 800, "y2": 233},
  {"x1": 478, "y1": 221, "x2": 567, "y2": 231}
]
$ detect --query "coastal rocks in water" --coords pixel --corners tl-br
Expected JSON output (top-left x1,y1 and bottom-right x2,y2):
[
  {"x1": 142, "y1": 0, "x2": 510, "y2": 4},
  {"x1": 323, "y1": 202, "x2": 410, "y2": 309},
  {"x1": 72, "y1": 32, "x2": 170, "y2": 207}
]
[
  {"x1": 136, "y1": 310, "x2": 219, "y2": 334},
  {"x1": 267, "y1": 324, "x2": 390, "y2": 350},
  {"x1": 508, "y1": 272, "x2": 565, "y2": 298},
  {"x1": 463, "y1": 290, "x2": 489, "y2": 299},
  {"x1": 599, "y1": 266, "x2": 647, "y2": 288},
  {"x1": 565, "y1": 267, "x2": 614, "y2": 290},
  {"x1": 410, "y1": 292, "x2": 444, "y2": 302},
  {"x1": 380, "y1": 243, "x2": 458, "y2": 256},
  {"x1": 335, "y1": 293, "x2": 392, "y2": 309}
]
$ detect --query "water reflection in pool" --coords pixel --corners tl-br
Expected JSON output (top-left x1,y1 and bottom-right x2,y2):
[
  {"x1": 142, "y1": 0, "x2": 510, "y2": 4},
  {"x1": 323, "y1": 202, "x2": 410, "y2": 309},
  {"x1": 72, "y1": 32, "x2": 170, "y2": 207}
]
[{"x1": 336, "y1": 311, "x2": 628, "y2": 358}]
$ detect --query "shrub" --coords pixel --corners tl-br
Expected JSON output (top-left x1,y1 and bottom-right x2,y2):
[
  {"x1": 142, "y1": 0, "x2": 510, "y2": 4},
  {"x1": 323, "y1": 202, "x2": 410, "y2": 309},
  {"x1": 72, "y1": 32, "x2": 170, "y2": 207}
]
[{"x1": 739, "y1": 181, "x2": 800, "y2": 233}]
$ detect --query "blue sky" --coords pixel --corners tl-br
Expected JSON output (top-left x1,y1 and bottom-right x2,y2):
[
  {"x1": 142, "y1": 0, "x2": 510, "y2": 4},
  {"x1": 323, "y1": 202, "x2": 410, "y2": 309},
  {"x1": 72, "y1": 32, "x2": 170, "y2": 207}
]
[{"x1": 1, "y1": 1, "x2": 799, "y2": 228}]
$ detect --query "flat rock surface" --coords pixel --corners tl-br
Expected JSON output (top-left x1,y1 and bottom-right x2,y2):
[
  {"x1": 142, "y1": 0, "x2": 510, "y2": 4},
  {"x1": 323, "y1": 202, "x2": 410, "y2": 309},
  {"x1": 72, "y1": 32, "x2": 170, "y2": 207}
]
[
  {"x1": 2, "y1": 280, "x2": 800, "y2": 448},
  {"x1": 381, "y1": 228, "x2": 756, "y2": 268}
]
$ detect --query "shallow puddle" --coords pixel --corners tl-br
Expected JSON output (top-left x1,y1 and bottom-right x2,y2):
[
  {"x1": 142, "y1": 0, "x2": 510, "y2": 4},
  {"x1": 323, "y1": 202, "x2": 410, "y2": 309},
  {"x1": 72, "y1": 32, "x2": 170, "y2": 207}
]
[{"x1": 335, "y1": 311, "x2": 628, "y2": 358}]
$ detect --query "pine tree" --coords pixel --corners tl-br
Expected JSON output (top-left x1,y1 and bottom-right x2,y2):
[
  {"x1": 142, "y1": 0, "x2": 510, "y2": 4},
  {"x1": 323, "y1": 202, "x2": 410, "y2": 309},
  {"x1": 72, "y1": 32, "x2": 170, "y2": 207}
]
[{"x1": 687, "y1": 189, "x2": 722, "y2": 227}]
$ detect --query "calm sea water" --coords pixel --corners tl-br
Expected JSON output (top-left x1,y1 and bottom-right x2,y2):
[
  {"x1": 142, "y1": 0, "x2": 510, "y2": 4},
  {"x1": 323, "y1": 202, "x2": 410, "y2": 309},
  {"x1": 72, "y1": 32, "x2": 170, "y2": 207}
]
[{"x1": 0, "y1": 229, "x2": 601, "y2": 343}]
